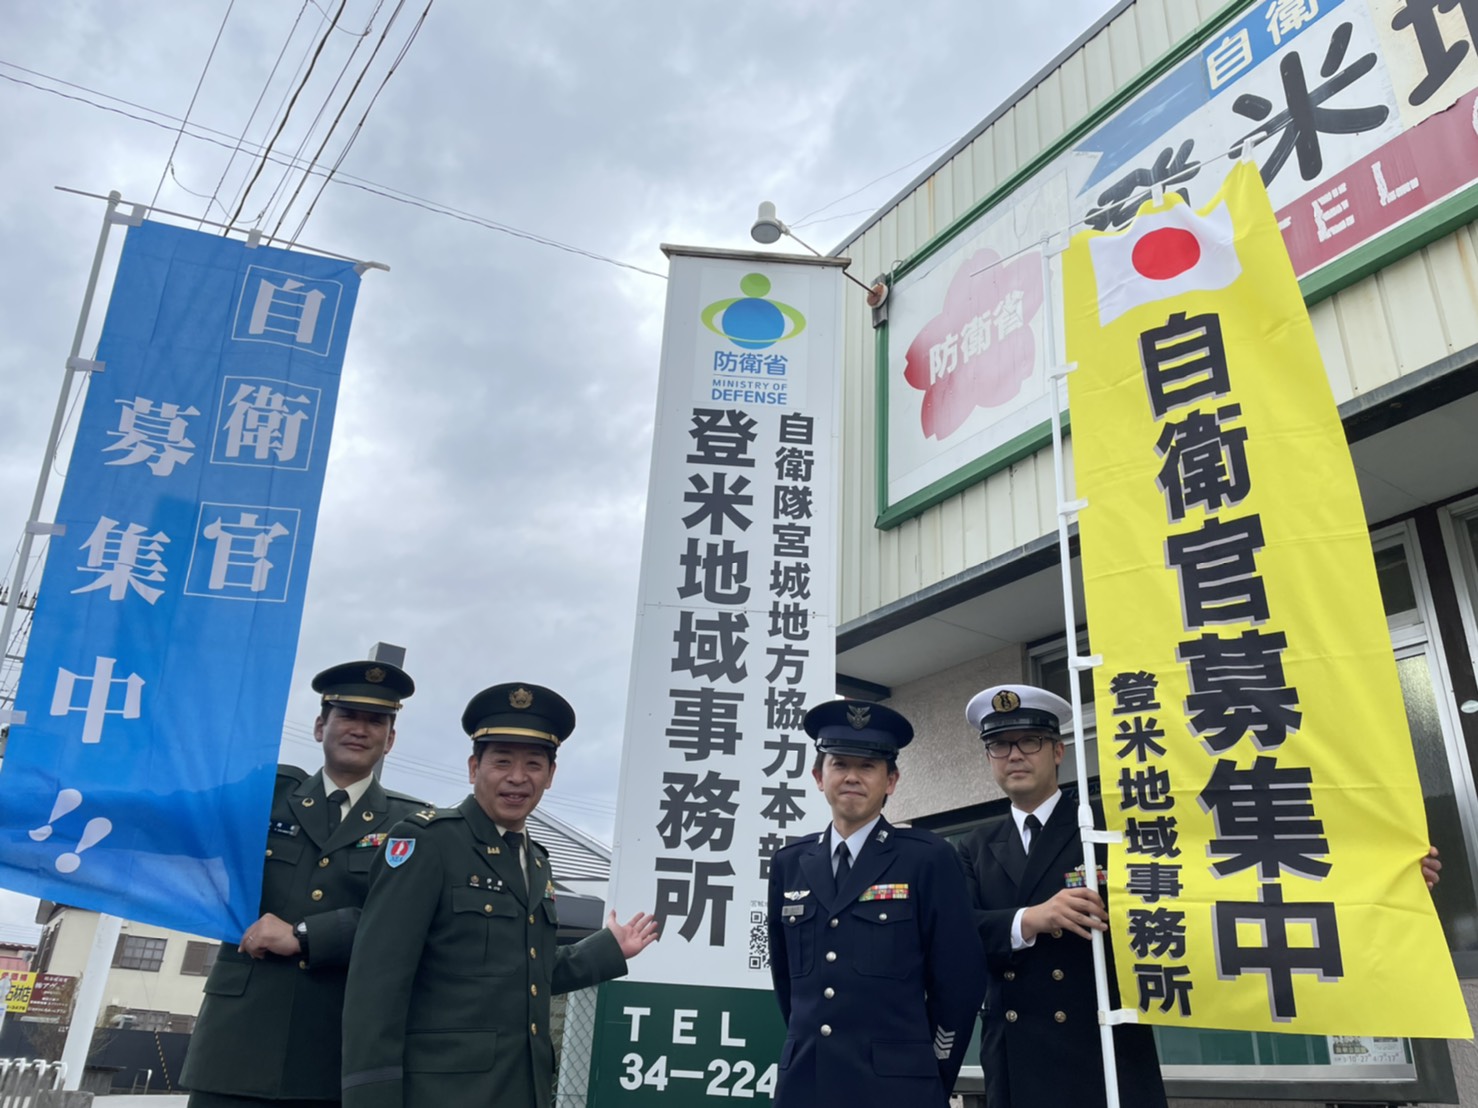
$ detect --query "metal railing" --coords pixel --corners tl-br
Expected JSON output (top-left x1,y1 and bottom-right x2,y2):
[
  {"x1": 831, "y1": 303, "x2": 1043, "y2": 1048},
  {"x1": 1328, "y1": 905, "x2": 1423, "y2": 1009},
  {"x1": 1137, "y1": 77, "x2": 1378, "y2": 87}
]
[{"x1": 0, "y1": 1060, "x2": 66, "y2": 1108}]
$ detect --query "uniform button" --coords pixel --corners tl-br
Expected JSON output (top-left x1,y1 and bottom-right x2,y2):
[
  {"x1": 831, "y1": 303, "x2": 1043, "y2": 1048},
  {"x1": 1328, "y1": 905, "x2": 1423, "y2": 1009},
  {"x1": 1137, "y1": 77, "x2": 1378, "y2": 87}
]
[
  {"x1": 820, "y1": 1025, "x2": 832, "y2": 1037},
  {"x1": 528, "y1": 915, "x2": 536, "y2": 925},
  {"x1": 1005, "y1": 1010, "x2": 1019, "y2": 1023},
  {"x1": 787, "y1": 917, "x2": 796, "y2": 926},
  {"x1": 531, "y1": 1023, "x2": 538, "y2": 1036},
  {"x1": 318, "y1": 857, "x2": 330, "y2": 868},
  {"x1": 828, "y1": 918, "x2": 838, "y2": 928},
  {"x1": 530, "y1": 948, "x2": 537, "y2": 959},
  {"x1": 1055, "y1": 1011, "x2": 1067, "y2": 1023},
  {"x1": 1051, "y1": 929, "x2": 1063, "y2": 939},
  {"x1": 879, "y1": 913, "x2": 888, "y2": 921},
  {"x1": 825, "y1": 951, "x2": 837, "y2": 963},
  {"x1": 265, "y1": 849, "x2": 273, "y2": 858},
  {"x1": 1052, "y1": 969, "x2": 1064, "y2": 981},
  {"x1": 530, "y1": 985, "x2": 538, "y2": 997},
  {"x1": 1004, "y1": 970, "x2": 1016, "y2": 981},
  {"x1": 298, "y1": 960, "x2": 308, "y2": 970},
  {"x1": 311, "y1": 890, "x2": 324, "y2": 901},
  {"x1": 823, "y1": 988, "x2": 835, "y2": 999},
  {"x1": 484, "y1": 904, "x2": 493, "y2": 914}
]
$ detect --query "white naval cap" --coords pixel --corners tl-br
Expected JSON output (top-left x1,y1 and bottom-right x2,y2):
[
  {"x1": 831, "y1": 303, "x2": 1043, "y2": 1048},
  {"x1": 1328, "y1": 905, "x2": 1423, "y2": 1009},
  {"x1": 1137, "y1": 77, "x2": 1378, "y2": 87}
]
[{"x1": 966, "y1": 684, "x2": 1073, "y2": 740}]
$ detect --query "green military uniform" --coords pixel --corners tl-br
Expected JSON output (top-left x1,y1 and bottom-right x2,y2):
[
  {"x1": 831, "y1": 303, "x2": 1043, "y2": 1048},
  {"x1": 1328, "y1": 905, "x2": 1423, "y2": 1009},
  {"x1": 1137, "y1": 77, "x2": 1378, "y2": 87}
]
[
  {"x1": 341, "y1": 682, "x2": 629, "y2": 1108},
  {"x1": 340, "y1": 798, "x2": 626, "y2": 1108},
  {"x1": 182, "y1": 767, "x2": 425, "y2": 1103},
  {"x1": 182, "y1": 659, "x2": 420, "y2": 1107}
]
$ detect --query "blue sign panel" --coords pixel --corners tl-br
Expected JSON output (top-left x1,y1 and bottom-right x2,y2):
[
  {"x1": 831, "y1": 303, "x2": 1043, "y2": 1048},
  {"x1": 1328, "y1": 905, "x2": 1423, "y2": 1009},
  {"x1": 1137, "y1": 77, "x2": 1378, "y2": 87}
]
[{"x1": 0, "y1": 221, "x2": 360, "y2": 940}]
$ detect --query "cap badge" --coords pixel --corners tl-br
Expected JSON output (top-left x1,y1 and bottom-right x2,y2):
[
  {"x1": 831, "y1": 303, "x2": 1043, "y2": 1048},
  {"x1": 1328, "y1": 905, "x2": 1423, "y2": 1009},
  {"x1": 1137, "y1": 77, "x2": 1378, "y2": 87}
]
[
  {"x1": 847, "y1": 704, "x2": 871, "y2": 730},
  {"x1": 365, "y1": 666, "x2": 386, "y2": 683},
  {"x1": 992, "y1": 689, "x2": 1022, "y2": 712},
  {"x1": 510, "y1": 687, "x2": 534, "y2": 710}
]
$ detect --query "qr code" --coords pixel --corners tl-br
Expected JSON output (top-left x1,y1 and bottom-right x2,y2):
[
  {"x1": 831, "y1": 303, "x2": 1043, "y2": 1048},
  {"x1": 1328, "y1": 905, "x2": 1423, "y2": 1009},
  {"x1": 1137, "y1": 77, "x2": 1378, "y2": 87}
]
[{"x1": 747, "y1": 909, "x2": 769, "y2": 970}]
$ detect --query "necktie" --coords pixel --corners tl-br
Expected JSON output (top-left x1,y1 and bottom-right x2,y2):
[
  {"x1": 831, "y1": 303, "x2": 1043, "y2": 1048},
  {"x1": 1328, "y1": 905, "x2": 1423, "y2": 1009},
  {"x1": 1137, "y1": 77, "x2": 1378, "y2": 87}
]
[
  {"x1": 835, "y1": 841, "x2": 852, "y2": 887},
  {"x1": 326, "y1": 789, "x2": 348, "y2": 832},
  {"x1": 504, "y1": 830, "x2": 528, "y2": 889},
  {"x1": 1023, "y1": 813, "x2": 1043, "y2": 855}
]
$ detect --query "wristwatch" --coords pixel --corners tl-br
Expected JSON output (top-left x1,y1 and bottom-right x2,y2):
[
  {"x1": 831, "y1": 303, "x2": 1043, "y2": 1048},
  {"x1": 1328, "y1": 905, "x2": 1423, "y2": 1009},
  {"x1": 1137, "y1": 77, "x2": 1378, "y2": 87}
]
[{"x1": 293, "y1": 920, "x2": 309, "y2": 962}]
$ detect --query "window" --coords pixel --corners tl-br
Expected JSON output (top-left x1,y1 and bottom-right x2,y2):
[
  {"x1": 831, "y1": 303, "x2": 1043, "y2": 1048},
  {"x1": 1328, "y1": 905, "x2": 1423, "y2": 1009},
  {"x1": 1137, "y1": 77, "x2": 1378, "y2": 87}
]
[
  {"x1": 112, "y1": 935, "x2": 166, "y2": 973},
  {"x1": 180, "y1": 940, "x2": 218, "y2": 977}
]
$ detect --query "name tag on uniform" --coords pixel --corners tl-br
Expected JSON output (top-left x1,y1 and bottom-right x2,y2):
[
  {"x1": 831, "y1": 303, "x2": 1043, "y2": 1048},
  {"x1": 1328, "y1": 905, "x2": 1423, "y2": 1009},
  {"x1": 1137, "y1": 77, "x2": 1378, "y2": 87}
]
[
  {"x1": 355, "y1": 832, "x2": 388, "y2": 849},
  {"x1": 1065, "y1": 865, "x2": 1108, "y2": 888},
  {"x1": 781, "y1": 905, "x2": 805, "y2": 918},
  {"x1": 859, "y1": 883, "x2": 909, "y2": 902},
  {"x1": 268, "y1": 820, "x2": 299, "y2": 837}
]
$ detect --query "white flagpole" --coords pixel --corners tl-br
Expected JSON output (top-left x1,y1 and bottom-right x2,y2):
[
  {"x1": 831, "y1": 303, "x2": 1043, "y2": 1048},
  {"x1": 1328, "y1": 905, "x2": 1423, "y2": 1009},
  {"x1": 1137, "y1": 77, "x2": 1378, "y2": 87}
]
[
  {"x1": 1041, "y1": 242, "x2": 1127, "y2": 1108},
  {"x1": 0, "y1": 191, "x2": 137, "y2": 725}
]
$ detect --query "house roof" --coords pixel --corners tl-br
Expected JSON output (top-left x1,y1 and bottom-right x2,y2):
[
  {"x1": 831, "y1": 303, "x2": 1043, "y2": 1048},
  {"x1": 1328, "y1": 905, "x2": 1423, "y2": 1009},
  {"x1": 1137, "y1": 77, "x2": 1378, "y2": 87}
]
[
  {"x1": 0, "y1": 920, "x2": 42, "y2": 949},
  {"x1": 527, "y1": 808, "x2": 611, "y2": 885}
]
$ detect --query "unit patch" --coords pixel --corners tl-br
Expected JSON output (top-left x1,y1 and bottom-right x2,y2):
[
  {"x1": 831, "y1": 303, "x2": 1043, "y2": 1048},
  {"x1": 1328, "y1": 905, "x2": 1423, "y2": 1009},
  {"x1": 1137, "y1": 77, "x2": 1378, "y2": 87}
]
[{"x1": 386, "y1": 838, "x2": 415, "y2": 868}]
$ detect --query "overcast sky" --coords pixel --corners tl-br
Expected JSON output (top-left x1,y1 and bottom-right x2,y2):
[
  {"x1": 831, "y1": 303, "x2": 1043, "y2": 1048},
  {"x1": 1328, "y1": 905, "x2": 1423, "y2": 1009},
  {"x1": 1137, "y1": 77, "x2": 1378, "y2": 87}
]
[{"x1": 0, "y1": 0, "x2": 1118, "y2": 928}]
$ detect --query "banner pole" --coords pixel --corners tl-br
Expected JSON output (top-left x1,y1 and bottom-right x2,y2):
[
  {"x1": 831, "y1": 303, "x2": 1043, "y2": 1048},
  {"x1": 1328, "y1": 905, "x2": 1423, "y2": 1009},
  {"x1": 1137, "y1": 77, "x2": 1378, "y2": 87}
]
[
  {"x1": 1042, "y1": 243, "x2": 1123, "y2": 1108},
  {"x1": 59, "y1": 912, "x2": 121, "y2": 1089},
  {"x1": 0, "y1": 191, "x2": 132, "y2": 717}
]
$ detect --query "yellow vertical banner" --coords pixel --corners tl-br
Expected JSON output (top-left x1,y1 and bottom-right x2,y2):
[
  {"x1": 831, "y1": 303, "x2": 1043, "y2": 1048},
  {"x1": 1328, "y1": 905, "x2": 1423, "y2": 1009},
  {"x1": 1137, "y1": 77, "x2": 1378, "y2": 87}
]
[{"x1": 1063, "y1": 161, "x2": 1469, "y2": 1037}]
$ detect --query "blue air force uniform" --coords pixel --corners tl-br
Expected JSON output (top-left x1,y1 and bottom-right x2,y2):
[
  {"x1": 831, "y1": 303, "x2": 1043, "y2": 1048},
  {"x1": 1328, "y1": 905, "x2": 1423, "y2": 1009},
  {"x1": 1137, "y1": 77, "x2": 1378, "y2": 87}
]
[{"x1": 766, "y1": 701, "x2": 985, "y2": 1108}]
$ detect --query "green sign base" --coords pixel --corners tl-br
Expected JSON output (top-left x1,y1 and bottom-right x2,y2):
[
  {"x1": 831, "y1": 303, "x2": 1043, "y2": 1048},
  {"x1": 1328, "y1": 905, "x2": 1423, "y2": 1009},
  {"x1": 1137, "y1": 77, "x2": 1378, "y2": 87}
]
[{"x1": 587, "y1": 980, "x2": 788, "y2": 1105}]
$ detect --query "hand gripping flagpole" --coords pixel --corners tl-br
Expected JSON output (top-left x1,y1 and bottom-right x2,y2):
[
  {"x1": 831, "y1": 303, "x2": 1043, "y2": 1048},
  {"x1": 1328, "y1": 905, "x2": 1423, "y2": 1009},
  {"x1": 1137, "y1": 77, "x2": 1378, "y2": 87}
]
[{"x1": 1040, "y1": 242, "x2": 1132, "y2": 1108}]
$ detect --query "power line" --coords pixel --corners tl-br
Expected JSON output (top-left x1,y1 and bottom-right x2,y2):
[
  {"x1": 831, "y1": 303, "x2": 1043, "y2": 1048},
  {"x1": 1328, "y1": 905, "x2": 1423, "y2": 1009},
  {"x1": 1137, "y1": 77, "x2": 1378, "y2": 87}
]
[
  {"x1": 0, "y1": 63, "x2": 665, "y2": 279},
  {"x1": 150, "y1": 0, "x2": 236, "y2": 210},
  {"x1": 199, "y1": 0, "x2": 318, "y2": 227},
  {"x1": 258, "y1": 0, "x2": 388, "y2": 235},
  {"x1": 225, "y1": 0, "x2": 348, "y2": 233},
  {"x1": 287, "y1": 0, "x2": 432, "y2": 245},
  {"x1": 274, "y1": 0, "x2": 407, "y2": 240}
]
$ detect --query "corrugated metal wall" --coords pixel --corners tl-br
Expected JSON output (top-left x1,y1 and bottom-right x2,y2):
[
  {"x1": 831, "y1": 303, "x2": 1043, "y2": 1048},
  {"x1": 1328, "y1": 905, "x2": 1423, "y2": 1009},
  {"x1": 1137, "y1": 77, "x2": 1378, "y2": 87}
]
[{"x1": 834, "y1": 0, "x2": 1478, "y2": 627}]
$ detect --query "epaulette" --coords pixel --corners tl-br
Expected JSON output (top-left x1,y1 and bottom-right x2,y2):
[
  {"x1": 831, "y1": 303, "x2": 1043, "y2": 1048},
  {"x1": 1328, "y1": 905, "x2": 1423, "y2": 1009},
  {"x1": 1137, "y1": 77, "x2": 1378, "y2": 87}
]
[
  {"x1": 410, "y1": 807, "x2": 462, "y2": 824},
  {"x1": 276, "y1": 764, "x2": 309, "y2": 784},
  {"x1": 384, "y1": 787, "x2": 429, "y2": 804}
]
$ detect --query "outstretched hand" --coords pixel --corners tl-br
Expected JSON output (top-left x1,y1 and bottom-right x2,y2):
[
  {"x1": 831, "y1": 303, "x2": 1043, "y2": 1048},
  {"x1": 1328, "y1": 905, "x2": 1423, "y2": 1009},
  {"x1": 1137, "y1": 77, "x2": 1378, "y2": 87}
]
[{"x1": 608, "y1": 910, "x2": 660, "y2": 958}]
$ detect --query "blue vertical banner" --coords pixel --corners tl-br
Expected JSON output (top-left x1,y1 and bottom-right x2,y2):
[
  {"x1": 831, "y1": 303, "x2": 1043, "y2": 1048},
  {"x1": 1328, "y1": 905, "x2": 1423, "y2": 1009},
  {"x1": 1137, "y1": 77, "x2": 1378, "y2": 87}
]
[{"x1": 0, "y1": 220, "x2": 361, "y2": 940}]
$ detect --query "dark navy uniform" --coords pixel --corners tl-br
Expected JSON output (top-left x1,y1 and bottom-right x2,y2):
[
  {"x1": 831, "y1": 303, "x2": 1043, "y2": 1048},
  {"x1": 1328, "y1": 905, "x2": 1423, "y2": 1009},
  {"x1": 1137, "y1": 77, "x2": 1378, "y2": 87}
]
[
  {"x1": 766, "y1": 700, "x2": 984, "y2": 1108},
  {"x1": 183, "y1": 662, "x2": 420, "y2": 1108},
  {"x1": 957, "y1": 684, "x2": 1166, "y2": 1108}
]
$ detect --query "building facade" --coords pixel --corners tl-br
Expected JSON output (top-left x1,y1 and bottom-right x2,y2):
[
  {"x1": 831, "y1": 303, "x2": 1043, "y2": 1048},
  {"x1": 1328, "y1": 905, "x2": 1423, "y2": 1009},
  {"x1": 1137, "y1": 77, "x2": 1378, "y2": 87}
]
[{"x1": 827, "y1": 0, "x2": 1478, "y2": 1102}]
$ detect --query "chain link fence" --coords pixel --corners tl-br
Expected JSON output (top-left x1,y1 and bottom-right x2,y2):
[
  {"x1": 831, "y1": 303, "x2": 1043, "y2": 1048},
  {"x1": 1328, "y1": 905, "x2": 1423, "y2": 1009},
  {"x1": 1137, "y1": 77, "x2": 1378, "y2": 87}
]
[{"x1": 553, "y1": 986, "x2": 599, "y2": 1107}]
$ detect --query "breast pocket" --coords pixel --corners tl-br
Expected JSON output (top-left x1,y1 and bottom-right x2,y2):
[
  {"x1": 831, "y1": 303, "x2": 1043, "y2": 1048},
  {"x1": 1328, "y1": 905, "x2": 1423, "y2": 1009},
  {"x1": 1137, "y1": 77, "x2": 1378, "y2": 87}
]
[
  {"x1": 261, "y1": 835, "x2": 305, "y2": 906},
  {"x1": 450, "y1": 886, "x2": 523, "y2": 975},
  {"x1": 852, "y1": 900, "x2": 917, "y2": 978},
  {"x1": 779, "y1": 901, "x2": 817, "y2": 976}
]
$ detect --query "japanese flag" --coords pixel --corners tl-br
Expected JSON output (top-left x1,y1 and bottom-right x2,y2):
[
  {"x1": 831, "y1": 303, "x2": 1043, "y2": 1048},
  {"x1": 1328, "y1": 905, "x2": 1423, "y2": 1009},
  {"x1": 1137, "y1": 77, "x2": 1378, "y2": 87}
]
[{"x1": 1088, "y1": 199, "x2": 1240, "y2": 326}]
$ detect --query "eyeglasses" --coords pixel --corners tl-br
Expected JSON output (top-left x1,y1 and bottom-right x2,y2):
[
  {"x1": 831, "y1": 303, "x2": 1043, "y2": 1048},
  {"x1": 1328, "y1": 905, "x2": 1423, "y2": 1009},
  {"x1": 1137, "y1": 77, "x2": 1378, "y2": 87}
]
[{"x1": 983, "y1": 734, "x2": 1050, "y2": 759}]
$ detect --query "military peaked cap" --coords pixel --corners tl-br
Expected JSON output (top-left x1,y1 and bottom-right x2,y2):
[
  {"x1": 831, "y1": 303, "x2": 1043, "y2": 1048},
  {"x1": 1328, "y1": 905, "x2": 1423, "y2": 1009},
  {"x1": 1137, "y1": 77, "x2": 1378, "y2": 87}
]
[
  {"x1": 462, "y1": 683, "x2": 575, "y2": 749},
  {"x1": 312, "y1": 660, "x2": 414, "y2": 714}
]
